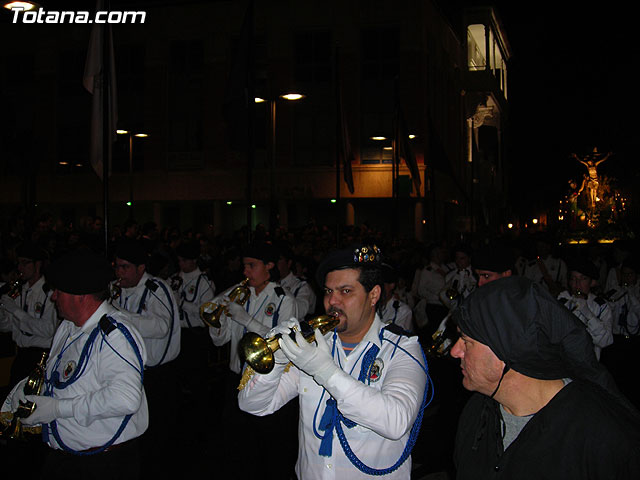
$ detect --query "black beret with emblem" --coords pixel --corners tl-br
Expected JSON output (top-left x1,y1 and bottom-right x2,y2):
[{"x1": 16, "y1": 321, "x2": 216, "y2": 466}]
[
  {"x1": 316, "y1": 244, "x2": 382, "y2": 286},
  {"x1": 46, "y1": 250, "x2": 114, "y2": 295},
  {"x1": 567, "y1": 257, "x2": 599, "y2": 281}
]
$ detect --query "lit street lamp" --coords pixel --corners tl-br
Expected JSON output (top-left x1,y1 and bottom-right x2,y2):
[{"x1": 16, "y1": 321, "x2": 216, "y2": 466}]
[{"x1": 117, "y1": 129, "x2": 148, "y2": 216}]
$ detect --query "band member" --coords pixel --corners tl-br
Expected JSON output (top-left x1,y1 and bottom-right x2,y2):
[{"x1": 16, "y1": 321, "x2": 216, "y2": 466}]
[
  {"x1": 277, "y1": 245, "x2": 317, "y2": 319},
  {"x1": 0, "y1": 243, "x2": 58, "y2": 389},
  {"x1": 239, "y1": 244, "x2": 431, "y2": 479},
  {"x1": 451, "y1": 277, "x2": 640, "y2": 479},
  {"x1": 523, "y1": 234, "x2": 567, "y2": 296},
  {"x1": 110, "y1": 239, "x2": 180, "y2": 477},
  {"x1": 209, "y1": 241, "x2": 298, "y2": 478},
  {"x1": 557, "y1": 259, "x2": 613, "y2": 360},
  {"x1": 439, "y1": 244, "x2": 476, "y2": 309},
  {"x1": 379, "y1": 263, "x2": 414, "y2": 333},
  {"x1": 170, "y1": 241, "x2": 215, "y2": 396},
  {"x1": 2, "y1": 250, "x2": 147, "y2": 479}
]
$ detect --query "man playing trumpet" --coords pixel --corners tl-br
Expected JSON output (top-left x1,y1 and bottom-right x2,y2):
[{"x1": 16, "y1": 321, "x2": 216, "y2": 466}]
[{"x1": 238, "y1": 244, "x2": 431, "y2": 479}]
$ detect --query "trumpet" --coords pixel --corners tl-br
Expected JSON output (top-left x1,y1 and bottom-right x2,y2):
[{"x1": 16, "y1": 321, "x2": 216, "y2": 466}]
[
  {"x1": 200, "y1": 278, "x2": 250, "y2": 328},
  {"x1": 1, "y1": 351, "x2": 48, "y2": 441},
  {"x1": 238, "y1": 314, "x2": 340, "y2": 374},
  {"x1": 0, "y1": 277, "x2": 24, "y2": 299},
  {"x1": 110, "y1": 279, "x2": 122, "y2": 301}
]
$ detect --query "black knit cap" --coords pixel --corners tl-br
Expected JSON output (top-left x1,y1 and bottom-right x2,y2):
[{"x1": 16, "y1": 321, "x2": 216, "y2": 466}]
[
  {"x1": 452, "y1": 276, "x2": 620, "y2": 397},
  {"x1": 316, "y1": 244, "x2": 382, "y2": 286},
  {"x1": 242, "y1": 241, "x2": 279, "y2": 264},
  {"x1": 46, "y1": 250, "x2": 114, "y2": 295},
  {"x1": 115, "y1": 239, "x2": 148, "y2": 266}
]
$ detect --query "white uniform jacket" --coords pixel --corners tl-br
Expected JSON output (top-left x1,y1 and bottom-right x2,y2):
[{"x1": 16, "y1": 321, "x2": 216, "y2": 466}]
[
  {"x1": 607, "y1": 283, "x2": 640, "y2": 337},
  {"x1": 558, "y1": 290, "x2": 613, "y2": 359},
  {"x1": 171, "y1": 268, "x2": 215, "y2": 328},
  {"x1": 110, "y1": 272, "x2": 181, "y2": 367},
  {"x1": 380, "y1": 298, "x2": 413, "y2": 334},
  {"x1": 439, "y1": 267, "x2": 476, "y2": 309},
  {"x1": 2, "y1": 302, "x2": 148, "y2": 451},
  {"x1": 238, "y1": 315, "x2": 428, "y2": 480},
  {"x1": 209, "y1": 281, "x2": 297, "y2": 374},
  {"x1": 280, "y1": 272, "x2": 316, "y2": 319},
  {"x1": 0, "y1": 276, "x2": 58, "y2": 349},
  {"x1": 524, "y1": 255, "x2": 568, "y2": 291}
]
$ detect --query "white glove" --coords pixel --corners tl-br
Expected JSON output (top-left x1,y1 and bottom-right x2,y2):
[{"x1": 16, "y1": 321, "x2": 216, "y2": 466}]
[
  {"x1": 22, "y1": 395, "x2": 71, "y2": 425},
  {"x1": 10, "y1": 378, "x2": 28, "y2": 412},
  {"x1": 225, "y1": 300, "x2": 252, "y2": 328},
  {"x1": 267, "y1": 318, "x2": 300, "y2": 364},
  {"x1": 279, "y1": 328, "x2": 339, "y2": 385},
  {"x1": 1, "y1": 295, "x2": 19, "y2": 314}
]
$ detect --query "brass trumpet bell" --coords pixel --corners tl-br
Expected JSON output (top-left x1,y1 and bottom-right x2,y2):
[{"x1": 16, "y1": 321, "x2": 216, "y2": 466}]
[
  {"x1": 239, "y1": 314, "x2": 340, "y2": 374},
  {"x1": 200, "y1": 278, "x2": 250, "y2": 328},
  {"x1": 1, "y1": 351, "x2": 48, "y2": 441}
]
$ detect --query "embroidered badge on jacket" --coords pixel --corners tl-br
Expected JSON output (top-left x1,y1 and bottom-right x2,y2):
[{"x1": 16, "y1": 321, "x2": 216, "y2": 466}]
[
  {"x1": 34, "y1": 302, "x2": 43, "y2": 315},
  {"x1": 369, "y1": 358, "x2": 384, "y2": 383},
  {"x1": 63, "y1": 360, "x2": 77, "y2": 379},
  {"x1": 264, "y1": 302, "x2": 276, "y2": 316}
]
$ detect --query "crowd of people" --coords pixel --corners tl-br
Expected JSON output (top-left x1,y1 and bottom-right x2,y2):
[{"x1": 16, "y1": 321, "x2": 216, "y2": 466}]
[{"x1": 0, "y1": 211, "x2": 639, "y2": 479}]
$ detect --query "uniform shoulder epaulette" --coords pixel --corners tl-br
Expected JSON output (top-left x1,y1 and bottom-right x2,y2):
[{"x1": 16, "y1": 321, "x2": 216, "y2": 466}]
[
  {"x1": 145, "y1": 279, "x2": 159, "y2": 292},
  {"x1": 392, "y1": 300, "x2": 400, "y2": 309},
  {"x1": 42, "y1": 282, "x2": 51, "y2": 294},
  {"x1": 296, "y1": 276, "x2": 307, "y2": 283},
  {"x1": 274, "y1": 286, "x2": 285, "y2": 297},
  {"x1": 558, "y1": 297, "x2": 569, "y2": 305},
  {"x1": 594, "y1": 296, "x2": 607, "y2": 306},
  {"x1": 99, "y1": 315, "x2": 116, "y2": 335},
  {"x1": 383, "y1": 322, "x2": 408, "y2": 337}
]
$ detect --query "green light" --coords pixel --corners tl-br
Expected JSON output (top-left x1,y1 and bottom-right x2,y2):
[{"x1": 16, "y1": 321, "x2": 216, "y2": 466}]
[
  {"x1": 330, "y1": 199, "x2": 337, "y2": 204},
  {"x1": 251, "y1": 204, "x2": 256, "y2": 209},
  {"x1": 126, "y1": 201, "x2": 132, "y2": 207},
  {"x1": 226, "y1": 201, "x2": 232, "y2": 205}
]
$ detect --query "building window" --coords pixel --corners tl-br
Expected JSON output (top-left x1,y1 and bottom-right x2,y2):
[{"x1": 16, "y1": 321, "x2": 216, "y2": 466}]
[
  {"x1": 467, "y1": 23, "x2": 508, "y2": 98},
  {"x1": 294, "y1": 30, "x2": 331, "y2": 84},
  {"x1": 361, "y1": 27, "x2": 399, "y2": 81}
]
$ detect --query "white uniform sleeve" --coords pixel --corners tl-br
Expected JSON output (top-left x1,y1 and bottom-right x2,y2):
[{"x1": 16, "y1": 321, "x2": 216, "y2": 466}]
[
  {"x1": 577, "y1": 301, "x2": 614, "y2": 349},
  {"x1": 238, "y1": 362, "x2": 299, "y2": 416},
  {"x1": 124, "y1": 286, "x2": 175, "y2": 339}
]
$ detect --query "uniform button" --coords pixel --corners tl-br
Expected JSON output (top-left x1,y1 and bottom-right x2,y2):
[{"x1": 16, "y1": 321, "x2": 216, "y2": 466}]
[
  {"x1": 326, "y1": 464, "x2": 332, "y2": 469},
  {"x1": 303, "y1": 388, "x2": 307, "y2": 392}
]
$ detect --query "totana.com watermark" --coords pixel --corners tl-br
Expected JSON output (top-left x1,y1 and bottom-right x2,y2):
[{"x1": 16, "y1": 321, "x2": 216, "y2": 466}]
[{"x1": 10, "y1": 7, "x2": 146, "y2": 24}]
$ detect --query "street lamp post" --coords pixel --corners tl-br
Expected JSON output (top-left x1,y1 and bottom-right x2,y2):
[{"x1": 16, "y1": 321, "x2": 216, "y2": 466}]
[
  {"x1": 117, "y1": 129, "x2": 148, "y2": 218},
  {"x1": 254, "y1": 92, "x2": 305, "y2": 232}
]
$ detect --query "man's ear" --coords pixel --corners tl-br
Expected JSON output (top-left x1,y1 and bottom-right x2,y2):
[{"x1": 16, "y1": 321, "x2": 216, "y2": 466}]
[{"x1": 369, "y1": 284, "x2": 382, "y2": 306}]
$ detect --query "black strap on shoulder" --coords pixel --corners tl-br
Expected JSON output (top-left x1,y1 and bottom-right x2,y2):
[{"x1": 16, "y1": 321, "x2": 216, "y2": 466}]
[
  {"x1": 145, "y1": 279, "x2": 159, "y2": 292},
  {"x1": 594, "y1": 296, "x2": 606, "y2": 306},
  {"x1": 383, "y1": 322, "x2": 408, "y2": 337},
  {"x1": 275, "y1": 286, "x2": 285, "y2": 297},
  {"x1": 99, "y1": 314, "x2": 116, "y2": 335}
]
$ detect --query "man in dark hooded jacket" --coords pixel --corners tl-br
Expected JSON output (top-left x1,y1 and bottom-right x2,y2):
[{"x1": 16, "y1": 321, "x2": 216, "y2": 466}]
[{"x1": 451, "y1": 276, "x2": 640, "y2": 479}]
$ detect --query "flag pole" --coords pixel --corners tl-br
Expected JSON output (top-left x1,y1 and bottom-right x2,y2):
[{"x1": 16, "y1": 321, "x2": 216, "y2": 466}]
[{"x1": 102, "y1": 1, "x2": 111, "y2": 257}]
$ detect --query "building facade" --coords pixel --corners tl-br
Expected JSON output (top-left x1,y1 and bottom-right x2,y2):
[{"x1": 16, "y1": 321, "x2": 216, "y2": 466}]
[{"x1": 0, "y1": 0, "x2": 511, "y2": 242}]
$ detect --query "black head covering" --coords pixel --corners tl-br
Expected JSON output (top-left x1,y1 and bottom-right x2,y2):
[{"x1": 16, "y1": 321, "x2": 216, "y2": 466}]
[
  {"x1": 567, "y1": 257, "x2": 599, "y2": 281},
  {"x1": 176, "y1": 241, "x2": 200, "y2": 260},
  {"x1": 315, "y1": 244, "x2": 382, "y2": 286},
  {"x1": 115, "y1": 239, "x2": 148, "y2": 266},
  {"x1": 46, "y1": 250, "x2": 113, "y2": 295},
  {"x1": 242, "y1": 242, "x2": 279, "y2": 264},
  {"x1": 453, "y1": 276, "x2": 620, "y2": 397},
  {"x1": 472, "y1": 245, "x2": 514, "y2": 273}
]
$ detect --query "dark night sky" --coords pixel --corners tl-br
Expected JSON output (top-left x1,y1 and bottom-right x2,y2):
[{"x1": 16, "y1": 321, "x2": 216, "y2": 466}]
[{"x1": 494, "y1": 2, "x2": 635, "y2": 214}]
